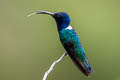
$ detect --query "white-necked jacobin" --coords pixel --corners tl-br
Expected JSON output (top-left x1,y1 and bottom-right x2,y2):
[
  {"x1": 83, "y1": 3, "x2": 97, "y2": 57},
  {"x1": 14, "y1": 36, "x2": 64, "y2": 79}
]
[{"x1": 32, "y1": 11, "x2": 93, "y2": 76}]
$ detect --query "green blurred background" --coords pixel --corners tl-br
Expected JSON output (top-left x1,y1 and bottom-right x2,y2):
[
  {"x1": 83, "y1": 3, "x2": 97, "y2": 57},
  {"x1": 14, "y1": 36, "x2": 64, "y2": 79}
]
[{"x1": 0, "y1": 0, "x2": 120, "y2": 80}]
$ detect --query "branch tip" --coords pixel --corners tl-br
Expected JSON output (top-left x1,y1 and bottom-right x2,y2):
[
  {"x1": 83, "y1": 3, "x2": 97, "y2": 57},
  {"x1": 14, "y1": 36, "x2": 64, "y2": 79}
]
[{"x1": 42, "y1": 52, "x2": 67, "y2": 80}]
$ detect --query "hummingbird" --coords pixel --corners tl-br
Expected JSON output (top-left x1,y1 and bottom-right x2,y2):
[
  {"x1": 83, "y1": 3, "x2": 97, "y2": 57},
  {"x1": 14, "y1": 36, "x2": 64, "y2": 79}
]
[{"x1": 28, "y1": 11, "x2": 93, "y2": 76}]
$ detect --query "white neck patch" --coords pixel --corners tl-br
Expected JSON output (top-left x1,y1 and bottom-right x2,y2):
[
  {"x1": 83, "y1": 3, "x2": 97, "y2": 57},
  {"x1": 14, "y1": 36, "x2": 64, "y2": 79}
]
[{"x1": 66, "y1": 25, "x2": 73, "y2": 30}]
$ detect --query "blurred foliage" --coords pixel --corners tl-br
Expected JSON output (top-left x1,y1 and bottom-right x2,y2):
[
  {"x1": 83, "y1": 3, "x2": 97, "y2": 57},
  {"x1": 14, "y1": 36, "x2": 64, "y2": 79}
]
[{"x1": 0, "y1": 0, "x2": 120, "y2": 80}]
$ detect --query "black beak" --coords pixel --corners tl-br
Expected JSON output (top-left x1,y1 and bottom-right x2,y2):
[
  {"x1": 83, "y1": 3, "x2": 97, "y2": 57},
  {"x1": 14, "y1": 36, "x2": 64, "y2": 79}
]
[
  {"x1": 27, "y1": 10, "x2": 54, "y2": 17},
  {"x1": 36, "y1": 11, "x2": 54, "y2": 16}
]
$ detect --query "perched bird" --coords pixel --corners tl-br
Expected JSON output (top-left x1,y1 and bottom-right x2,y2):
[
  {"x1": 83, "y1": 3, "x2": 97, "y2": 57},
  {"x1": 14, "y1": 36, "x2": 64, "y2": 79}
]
[{"x1": 29, "y1": 11, "x2": 93, "y2": 76}]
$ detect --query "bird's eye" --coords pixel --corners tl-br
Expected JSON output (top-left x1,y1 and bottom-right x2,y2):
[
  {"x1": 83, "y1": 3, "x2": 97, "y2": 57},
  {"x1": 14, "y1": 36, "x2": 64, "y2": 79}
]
[{"x1": 57, "y1": 14, "x2": 61, "y2": 17}]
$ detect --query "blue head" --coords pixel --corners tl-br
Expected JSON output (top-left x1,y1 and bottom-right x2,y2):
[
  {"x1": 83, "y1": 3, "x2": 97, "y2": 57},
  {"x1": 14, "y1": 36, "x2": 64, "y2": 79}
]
[
  {"x1": 36, "y1": 11, "x2": 71, "y2": 31},
  {"x1": 53, "y1": 12, "x2": 71, "y2": 31}
]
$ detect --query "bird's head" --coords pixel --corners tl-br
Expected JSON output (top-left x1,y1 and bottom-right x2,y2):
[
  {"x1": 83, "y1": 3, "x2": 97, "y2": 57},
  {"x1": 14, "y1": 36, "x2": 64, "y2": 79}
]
[
  {"x1": 28, "y1": 11, "x2": 71, "y2": 31},
  {"x1": 53, "y1": 12, "x2": 71, "y2": 28}
]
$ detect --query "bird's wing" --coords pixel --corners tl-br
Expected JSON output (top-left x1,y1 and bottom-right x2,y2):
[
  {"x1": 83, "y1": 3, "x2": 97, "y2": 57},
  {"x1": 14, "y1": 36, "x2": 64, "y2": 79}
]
[{"x1": 59, "y1": 29, "x2": 93, "y2": 76}]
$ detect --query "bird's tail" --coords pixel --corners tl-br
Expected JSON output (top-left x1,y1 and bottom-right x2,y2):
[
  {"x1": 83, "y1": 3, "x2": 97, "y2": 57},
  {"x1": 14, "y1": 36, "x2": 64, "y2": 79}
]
[{"x1": 68, "y1": 53, "x2": 93, "y2": 76}]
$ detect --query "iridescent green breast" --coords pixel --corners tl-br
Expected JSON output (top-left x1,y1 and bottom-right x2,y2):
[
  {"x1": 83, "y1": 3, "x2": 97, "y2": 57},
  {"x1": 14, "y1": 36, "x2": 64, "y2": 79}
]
[
  {"x1": 58, "y1": 28, "x2": 85, "y2": 61},
  {"x1": 58, "y1": 27, "x2": 93, "y2": 75}
]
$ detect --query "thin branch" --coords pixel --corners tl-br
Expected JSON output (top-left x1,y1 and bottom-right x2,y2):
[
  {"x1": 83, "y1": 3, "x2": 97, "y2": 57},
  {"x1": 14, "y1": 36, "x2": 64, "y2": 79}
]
[{"x1": 42, "y1": 52, "x2": 67, "y2": 80}]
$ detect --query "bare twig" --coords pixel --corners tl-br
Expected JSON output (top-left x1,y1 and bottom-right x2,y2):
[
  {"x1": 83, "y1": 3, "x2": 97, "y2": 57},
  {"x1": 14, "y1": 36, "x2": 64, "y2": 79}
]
[{"x1": 42, "y1": 52, "x2": 67, "y2": 80}]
